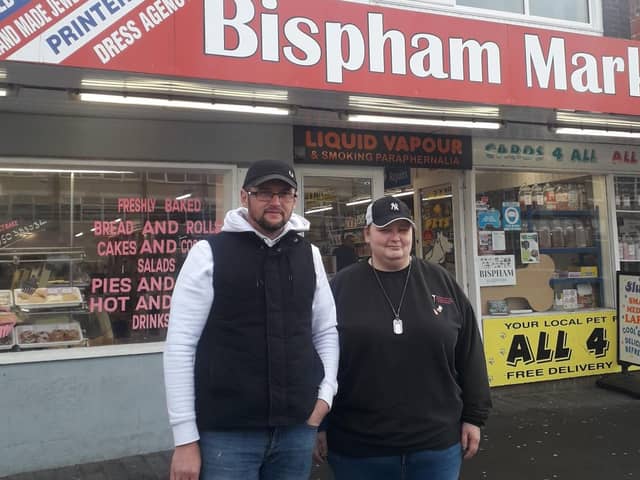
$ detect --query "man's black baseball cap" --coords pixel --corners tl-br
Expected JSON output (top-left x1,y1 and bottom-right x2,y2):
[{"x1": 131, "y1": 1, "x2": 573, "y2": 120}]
[
  {"x1": 365, "y1": 196, "x2": 416, "y2": 228},
  {"x1": 242, "y1": 160, "x2": 297, "y2": 189}
]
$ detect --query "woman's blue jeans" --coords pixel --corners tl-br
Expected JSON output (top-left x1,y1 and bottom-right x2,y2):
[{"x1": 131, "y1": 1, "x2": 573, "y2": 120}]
[
  {"x1": 328, "y1": 443, "x2": 463, "y2": 480},
  {"x1": 199, "y1": 425, "x2": 317, "y2": 480}
]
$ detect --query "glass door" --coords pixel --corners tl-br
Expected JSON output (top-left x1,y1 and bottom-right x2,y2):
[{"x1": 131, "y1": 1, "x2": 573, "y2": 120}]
[
  {"x1": 420, "y1": 183, "x2": 456, "y2": 278},
  {"x1": 297, "y1": 166, "x2": 384, "y2": 279},
  {"x1": 413, "y1": 169, "x2": 466, "y2": 283}
]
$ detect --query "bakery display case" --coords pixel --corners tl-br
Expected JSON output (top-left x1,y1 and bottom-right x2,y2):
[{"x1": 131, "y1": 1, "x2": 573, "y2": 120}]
[{"x1": 0, "y1": 248, "x2": 91, "y2": 352}]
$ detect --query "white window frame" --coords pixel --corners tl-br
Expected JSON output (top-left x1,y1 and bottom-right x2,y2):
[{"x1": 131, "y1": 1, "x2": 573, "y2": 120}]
[
  {"x1": 344, "y1": 0, "x2": 604, "y2": 36},
  {"x1": 0, "y1": 157, "x2": 237, "y2": 365}
]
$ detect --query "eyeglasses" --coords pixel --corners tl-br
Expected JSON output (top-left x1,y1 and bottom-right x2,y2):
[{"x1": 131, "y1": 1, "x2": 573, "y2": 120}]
[{"x1": 247, "y1": 190, "x2": 297, "y2": 202}]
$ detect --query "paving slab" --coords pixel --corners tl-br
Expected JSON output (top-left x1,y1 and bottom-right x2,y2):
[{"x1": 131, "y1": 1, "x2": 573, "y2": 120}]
[{"x1": 2, "y1": 376, "x2": 638, "y2": 480}]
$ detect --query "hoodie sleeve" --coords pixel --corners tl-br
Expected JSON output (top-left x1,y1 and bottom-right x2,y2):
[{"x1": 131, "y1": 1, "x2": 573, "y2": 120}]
[
  {"x1": 163, "y1": 240, "x2": 214, "y2": 446},
  {"x1": 310, "y1": 245, "x2": 339, "y2": 408},
  {"x1": 453, "y1": 281, "x2": 492, "y2": 427}
]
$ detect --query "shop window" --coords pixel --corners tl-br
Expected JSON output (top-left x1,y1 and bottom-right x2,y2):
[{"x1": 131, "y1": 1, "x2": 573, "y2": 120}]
[
  {"x1": 0, "y1": 166, "x2": 230, "y2": 355},
  {"x1": 529, "y1": 0, "x2": 589, "y2": 22},
  {"x1": 457, "y1": 0, "x2": 590, "y2": 22},
  {"x1": 457, "y1": 0, "x2": 523, "y2": 14},
  {"x1": 475, "y1": 172, "x2": 609, "y2": 317},
  {"x1": 614, "y1": 176, "x2": 640, "y2": 274},
  {"x1": 303, "y1": 176, "x2": 373, "y2": 277}
]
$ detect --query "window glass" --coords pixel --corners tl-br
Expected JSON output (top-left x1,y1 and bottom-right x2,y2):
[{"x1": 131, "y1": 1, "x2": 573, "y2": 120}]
[
  {"x1": 614, "y1": 176, "x2": 640, "y2": 274},
  {"x1": 420, "y1": 184, "x2": 456, "y2": 278},
  {"x1": 529, "y1": 0, "x2": 589, "y2": 22},
  {"x1": 474, "y1": 171, "x2": 609, "y2": 317},
  {"x1": 457, "y1": 0, "x2": 524, "y2": 14},
  {"x1": 303, "y1": 176, "x2": 373, "y2": 277},
  {"x1": 0, "y1": 167, "x2": 230, "y2": 354}
]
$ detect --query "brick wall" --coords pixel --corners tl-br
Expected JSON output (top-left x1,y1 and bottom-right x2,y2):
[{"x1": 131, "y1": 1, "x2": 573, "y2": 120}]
[
  {"x1": 603, "y1": 0, "x2": 631, "y2": 38},
  {"x1": 630, "y1": 0, "x2": 640, "y2": 39}
]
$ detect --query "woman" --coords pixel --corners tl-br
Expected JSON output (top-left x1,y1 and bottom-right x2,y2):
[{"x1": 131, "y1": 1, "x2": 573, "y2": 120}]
[{"x1": 315, "y1": 196, "x2": 491, "y2": 480}]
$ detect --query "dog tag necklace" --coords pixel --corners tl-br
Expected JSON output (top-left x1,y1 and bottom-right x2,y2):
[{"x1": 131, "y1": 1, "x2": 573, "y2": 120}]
[{"x1": 371, "y1": 258, "x2": 412, "y2": 335}]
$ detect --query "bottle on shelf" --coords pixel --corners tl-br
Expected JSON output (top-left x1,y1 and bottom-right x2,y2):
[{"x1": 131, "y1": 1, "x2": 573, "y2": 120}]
[
  {"x1": 567, "y1": 183, "x2": 580, "y2": 210},
  {"x1": 555, "y1": 183, "x2": 569, "y2": 210},
  {"x1": 532, "y1": 183, "x2": 544, "y2": 209},
  {"x1": 551, "y1": 218, "x2": 565, "y2": 248},
  {"x1": 537, "y1": 219, "x2": 552, "y2": 249},
  {"x1": 563, "y1": 219, "x2": 576, "y2": 248},
  {"x1": 584, "y1": 220, "x2": 594, "y2": 247},
  {"x1": 615, "y1": 186, "x2": 622, "y2": 209},
  {"x1": 578, "y1": 184, "x2": 587, "y2": 210},
  {"x1": 518, "y1": 184, "x2": 532, "y2": 212},
  {"x1": 543, "y1": 183, "x2": 556, "y2": 210},
  {"x1": 622, "y1": 183, "x2": 632, "y2": 209},
  {"x1": 624, "y1": 232, "x2": 636, "y2": 260},
  {"x1": 574, "y1": 220, "x2": 587, "y2": 248},
  {"x1": 619, "y1": 234, "x2": 626, "y2": 260}
]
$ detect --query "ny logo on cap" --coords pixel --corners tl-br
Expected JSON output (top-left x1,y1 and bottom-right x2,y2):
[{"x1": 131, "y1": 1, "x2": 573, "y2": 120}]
[
  {"x1": 390, "y1": 202, "x2": 400, "y2": 211},
  {"x1": 288, "y1": 170, "x2": 294, "y2": 178}
]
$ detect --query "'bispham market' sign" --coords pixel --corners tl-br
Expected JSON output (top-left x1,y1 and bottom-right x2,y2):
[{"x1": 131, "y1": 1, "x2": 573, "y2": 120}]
[{"x1": 2, "y1": 0, "x2": 640, "y2": 116}]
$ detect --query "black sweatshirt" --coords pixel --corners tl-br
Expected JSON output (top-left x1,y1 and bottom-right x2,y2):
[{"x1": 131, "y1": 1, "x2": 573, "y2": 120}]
[{"x1": 327, "y1": 257, "x2": 491, "y2": 457}]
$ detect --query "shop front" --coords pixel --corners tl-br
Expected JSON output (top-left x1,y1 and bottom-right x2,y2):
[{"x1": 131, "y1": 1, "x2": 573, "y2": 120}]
[
  {"x1": 472, "y1": 138, "x2": 639, "y2": 387},
  {"x1": 1, "y1": 0, "x2": 640, "y2": 474}
]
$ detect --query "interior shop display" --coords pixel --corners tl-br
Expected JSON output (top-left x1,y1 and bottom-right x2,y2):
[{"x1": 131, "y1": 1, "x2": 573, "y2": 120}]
[
  {"x1": 303, "y1": 177, "x2": 374, "y2": 276},
  {"x1": 0, "y1": 167, "x2": 228, "y2": 354},
  {"x1": 0, "y1": 290, "x2": 12, "y2": 307},
  {"x1": 477, "y1": 175, "x2": 603, "y2": 315},
  {"x1": 0, "y1": 308, "x2": 16, "y2": 350},
  {"x1": 615, "y1": 176, "x2": 640, "y2": 274},
  {"x1": 421, "y1": 185, "x2": 455, "y2": 277},
  {"x1": 15, "y1": 322, "x2": 83, "y2": 349}
]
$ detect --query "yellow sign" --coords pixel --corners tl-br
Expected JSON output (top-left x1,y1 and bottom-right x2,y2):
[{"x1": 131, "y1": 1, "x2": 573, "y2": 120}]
[{"x1": 483, "y1": 310, "x2": 619, "y2": 386}]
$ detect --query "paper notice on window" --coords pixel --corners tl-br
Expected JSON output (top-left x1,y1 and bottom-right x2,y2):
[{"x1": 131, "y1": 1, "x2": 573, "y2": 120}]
[
  {"x1": 491, "y1": 231, "x2": 506, "y2": 251},
  {"x1": 477, "y1": 255, "x2": 516, "y2": 286},
  {"x1": 520, "y1": 232, "x2": 540, "y2": 264}
]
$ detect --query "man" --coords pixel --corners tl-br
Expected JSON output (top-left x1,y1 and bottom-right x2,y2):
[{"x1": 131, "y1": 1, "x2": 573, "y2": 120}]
[
  {"x1": 333, "y1": 234, "x2": 358, "y2": 271},
  {"x1": 164, "y1": 160, "x2": 339, "y2": 480}
]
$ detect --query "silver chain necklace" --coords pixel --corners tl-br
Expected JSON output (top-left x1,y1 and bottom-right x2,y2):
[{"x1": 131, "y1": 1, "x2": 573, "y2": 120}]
[{"x1": 370, "y1": 258, "x2": 412, "y2": 335}]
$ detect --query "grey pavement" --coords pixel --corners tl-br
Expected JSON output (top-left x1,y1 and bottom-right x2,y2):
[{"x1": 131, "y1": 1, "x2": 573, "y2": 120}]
[{"x1": 2, "y1": 375, "x2": 639, "y2": 480}]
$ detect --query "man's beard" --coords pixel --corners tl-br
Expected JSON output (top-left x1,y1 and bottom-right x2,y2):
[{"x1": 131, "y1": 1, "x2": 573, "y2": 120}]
[{"x1": 256, "y1": 215, "x2": 287, "y2": 232}]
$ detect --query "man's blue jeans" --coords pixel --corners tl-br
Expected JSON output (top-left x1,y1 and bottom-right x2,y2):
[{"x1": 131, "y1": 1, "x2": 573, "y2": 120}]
[
  {"x1": 328, "y1": 443, "x2": 463, "y2": 480},
  {"x1": 199, "y1": 425, "x2": 317, "y2": 480}
]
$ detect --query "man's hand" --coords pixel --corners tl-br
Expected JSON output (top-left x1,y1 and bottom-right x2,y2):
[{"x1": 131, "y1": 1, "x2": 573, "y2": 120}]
[
  {"x1": 170, "y1": 442, "x2": 201, "y2": 480},
  {"x1": 306, "y1": 399, "x2": 330, "y2": 427},
  {"x1": 312, "y1": 431, "x2": 328, "y2": 464},
  {"x1": 460, "y1": 422, "x2": 481, "y2": 460}
]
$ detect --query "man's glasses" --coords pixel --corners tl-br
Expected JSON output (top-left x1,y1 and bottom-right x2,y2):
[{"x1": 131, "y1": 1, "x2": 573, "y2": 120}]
[{"x1": 247, "y1": 190, "x2": 297, "y2": 202}]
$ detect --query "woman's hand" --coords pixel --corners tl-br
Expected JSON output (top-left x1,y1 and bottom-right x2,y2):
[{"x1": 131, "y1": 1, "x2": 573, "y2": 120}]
[{"x1": 461, "y1": 422, "x2": 481, "y2": 459}]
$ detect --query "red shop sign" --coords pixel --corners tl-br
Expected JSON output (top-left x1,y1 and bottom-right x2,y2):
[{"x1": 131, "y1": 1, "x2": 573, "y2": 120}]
[{"x1": 1, "y1": 0, "x2": 640, "y2": 116}]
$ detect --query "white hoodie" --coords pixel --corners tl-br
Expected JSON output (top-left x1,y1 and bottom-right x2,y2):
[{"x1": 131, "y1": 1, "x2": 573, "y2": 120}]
[{"x1": 163, "y1": 207, "x2": 339, "y2": 446}]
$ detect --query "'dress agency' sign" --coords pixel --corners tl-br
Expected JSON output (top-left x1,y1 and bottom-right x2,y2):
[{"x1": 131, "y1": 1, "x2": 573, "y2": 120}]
[
  {"x1": 294, "y1": 126, "x2": 471, "y2": 169},
  {"x1": 2, "y1": 1, "x2": 640, "y2": 115}
]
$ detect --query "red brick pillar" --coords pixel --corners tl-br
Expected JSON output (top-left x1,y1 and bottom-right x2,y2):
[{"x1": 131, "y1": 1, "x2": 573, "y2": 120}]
[{"x1": 631, "y1": 0, "x2": 640, "y2": 39}]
